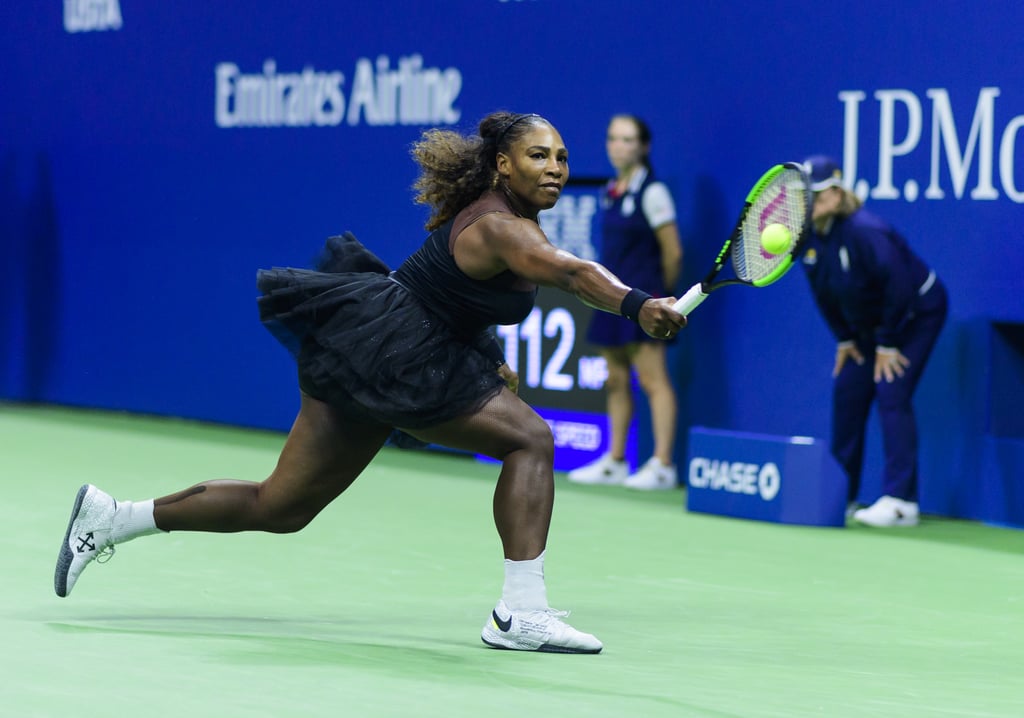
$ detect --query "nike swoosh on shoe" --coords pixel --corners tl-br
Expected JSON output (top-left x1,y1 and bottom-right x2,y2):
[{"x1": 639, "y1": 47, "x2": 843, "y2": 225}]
[{"x1": 491, "y1": 610, "x2": 513, "y2": 632}]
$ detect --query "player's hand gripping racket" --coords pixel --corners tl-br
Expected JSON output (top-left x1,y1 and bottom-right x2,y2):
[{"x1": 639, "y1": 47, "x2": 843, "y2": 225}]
[{"x1": 673, "y1": 162, "x2": 811, "y2": 316}]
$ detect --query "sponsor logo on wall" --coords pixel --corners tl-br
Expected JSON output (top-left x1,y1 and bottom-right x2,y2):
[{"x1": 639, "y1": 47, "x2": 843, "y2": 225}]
[
  {"x1": 688, "y1": 458, "x2": 781, "y2": 502},
  {"x1": 840, "y1": 87, "x2": 1024, "y2": 203},
  {"x1": 547, "y1": 420, "x2": 602, "y2": 452},
  {"x1": 64, "y1": 0, "x2": 122, "y2": 32},
  {"x1": 215, "y1": 56, "x2": 462, "y2": 128}
]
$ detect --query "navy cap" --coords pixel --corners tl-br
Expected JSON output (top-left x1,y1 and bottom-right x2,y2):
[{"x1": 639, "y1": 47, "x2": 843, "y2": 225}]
[{"x1": 804, "y1": 155, "x2": 843, "y2": 192}]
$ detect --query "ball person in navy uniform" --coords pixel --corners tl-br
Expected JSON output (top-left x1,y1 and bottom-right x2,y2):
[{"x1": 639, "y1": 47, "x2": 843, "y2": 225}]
[
  {"x1": 568, "y1": 115, "x2": 683, "y2": 490},
  {"x1": 801, "y1": 155, "x2": 948, "y2": 527},
  {"x1": 54, "y1": 111, "x2": 687, "y2": 654}
]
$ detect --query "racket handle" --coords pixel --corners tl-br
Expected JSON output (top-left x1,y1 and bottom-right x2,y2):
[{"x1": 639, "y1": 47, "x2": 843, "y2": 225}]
[{"x1": 672, "y1": 284, "x2": 708, "y2": 316}]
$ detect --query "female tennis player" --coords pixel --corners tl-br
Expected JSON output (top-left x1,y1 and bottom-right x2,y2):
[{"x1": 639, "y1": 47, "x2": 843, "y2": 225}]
[{"x1": 54, "y1": 111, "x2": 686, "y2": 654}]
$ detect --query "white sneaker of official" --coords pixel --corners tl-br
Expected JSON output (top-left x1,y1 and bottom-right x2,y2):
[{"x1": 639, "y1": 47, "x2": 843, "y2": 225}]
[
  {"x1": 567, "y1": 453, "x2": 629, "y2": 485},
  {"x1": 623, "y1": 457, "x2": 678, "y2": 491},
  {"x1": 852, "y1": 495, "x2": 920, "y2": 527},
  {"x1": 481, "y1": 600, "x2": 603, "y2": 654}
]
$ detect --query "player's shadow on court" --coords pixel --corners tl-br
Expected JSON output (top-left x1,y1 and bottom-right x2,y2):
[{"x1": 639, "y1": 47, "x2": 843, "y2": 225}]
[{"x1": 47, "y1": 614, "x2": 474, "y2": 669}]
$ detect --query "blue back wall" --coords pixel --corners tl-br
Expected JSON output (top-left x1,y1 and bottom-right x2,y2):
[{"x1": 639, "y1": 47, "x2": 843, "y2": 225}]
[{"x1": 3, "y1": 1, "x2": 1023, "y2": 523}]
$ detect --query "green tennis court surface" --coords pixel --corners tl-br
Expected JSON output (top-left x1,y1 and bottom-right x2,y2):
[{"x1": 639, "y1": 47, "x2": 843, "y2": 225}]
[{"x1": 3, "y1": 404, "x2": 1023, "y2": 717}]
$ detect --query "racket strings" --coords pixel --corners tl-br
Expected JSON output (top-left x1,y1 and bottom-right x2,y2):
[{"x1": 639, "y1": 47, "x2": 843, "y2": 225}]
[{"x1": 733, "y1": 168, "x2": 809, "y2": 283}]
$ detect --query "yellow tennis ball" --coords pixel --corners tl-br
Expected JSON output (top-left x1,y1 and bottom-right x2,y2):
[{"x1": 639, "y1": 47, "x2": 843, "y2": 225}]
[{"x1": 760, "y1": 223, "x2": 792, "y2": 255}]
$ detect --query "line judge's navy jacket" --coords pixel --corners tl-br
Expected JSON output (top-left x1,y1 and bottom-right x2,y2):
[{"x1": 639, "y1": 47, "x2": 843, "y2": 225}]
[{"x1": 800, "y1": 208, "x2": 935, "y2": 348}]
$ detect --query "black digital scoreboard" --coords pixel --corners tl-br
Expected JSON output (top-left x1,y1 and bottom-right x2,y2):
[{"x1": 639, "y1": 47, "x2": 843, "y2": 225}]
[{"x1": 496, "y1": 287, "x2": 608, "y2": 414}]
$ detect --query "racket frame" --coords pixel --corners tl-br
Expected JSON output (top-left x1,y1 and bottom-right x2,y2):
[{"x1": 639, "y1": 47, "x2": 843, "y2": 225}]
[{"x1": 673, "y1": 162, "x2": 810, "y2": 315}]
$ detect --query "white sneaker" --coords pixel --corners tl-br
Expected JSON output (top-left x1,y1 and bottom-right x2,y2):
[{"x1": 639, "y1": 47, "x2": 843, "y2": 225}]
[
  {"x1": 567, "y1": 453, "x2": 628, "y2": 485},
  {"x1": 623, "y1": 457, "x2": 677, "y2": 490},
  {"x1": 481, "y1": 600, "x2": 603, "y2": 654},
  {"x1": 846, "y1": 502, "x2": 861, "y2": 520},
  {"x1": 55, "y1": 484, "x2": 117, "y2": 597},
  {"x1": 852, "y1": 495, "x2": 919, "y2": 527}
]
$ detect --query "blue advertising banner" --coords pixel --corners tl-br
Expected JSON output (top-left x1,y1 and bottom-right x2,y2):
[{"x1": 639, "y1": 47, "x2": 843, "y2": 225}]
[
  {"x1": 687, "y1": 427, "x2": 847, "y2": 528},
  {"x1": 3, "y1": 1, "x2": 1024, "y2": 523}
]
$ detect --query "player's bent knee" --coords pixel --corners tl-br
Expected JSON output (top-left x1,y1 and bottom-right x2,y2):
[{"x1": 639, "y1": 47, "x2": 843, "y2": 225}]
[{"x1": 518, "y1": 415, "x2": 555, "y2": 461}]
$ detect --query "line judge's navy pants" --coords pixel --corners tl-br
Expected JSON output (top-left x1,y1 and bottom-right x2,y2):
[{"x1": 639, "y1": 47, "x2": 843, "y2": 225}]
[{"x1": 831, "y1": 280, "x2": 949, "y2": 503}]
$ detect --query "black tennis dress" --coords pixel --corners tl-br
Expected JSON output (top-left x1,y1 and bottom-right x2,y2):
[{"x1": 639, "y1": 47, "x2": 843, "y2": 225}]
[{"x1": 256, "y1": 191, "x2": 538, "y2": 429}]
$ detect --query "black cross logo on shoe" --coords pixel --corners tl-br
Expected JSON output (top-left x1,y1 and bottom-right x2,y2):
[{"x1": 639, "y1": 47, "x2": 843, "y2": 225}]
[{"x1": 76, "y1": 532, "x2": 96, "y2": 553}]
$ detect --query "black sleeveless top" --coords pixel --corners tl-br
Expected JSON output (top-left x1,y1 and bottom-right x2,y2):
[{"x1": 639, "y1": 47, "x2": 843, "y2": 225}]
[{"x1": 392, "y1": 191, "x2": 538, "y2": 337}]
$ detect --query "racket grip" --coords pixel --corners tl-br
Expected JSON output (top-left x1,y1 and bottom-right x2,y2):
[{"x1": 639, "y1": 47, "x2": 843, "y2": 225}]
[{"x1": 672, "y1": 284, "x2": 708, "y2": 316}]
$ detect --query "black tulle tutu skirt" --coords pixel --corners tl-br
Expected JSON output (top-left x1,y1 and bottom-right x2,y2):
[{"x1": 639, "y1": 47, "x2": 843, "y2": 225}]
[{"x1": 257, "y1": 234, "x2": 504, "y2": 429}]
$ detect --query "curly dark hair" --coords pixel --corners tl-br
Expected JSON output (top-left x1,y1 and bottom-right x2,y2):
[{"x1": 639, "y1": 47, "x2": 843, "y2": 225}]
[{"x1": 411, "y1": 111, "x2": 548, "y2": 230}]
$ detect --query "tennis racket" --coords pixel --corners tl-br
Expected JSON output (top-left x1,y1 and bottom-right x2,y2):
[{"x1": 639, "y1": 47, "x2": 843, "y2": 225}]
[{"x1": 673, "y1": 162, "x2": 812, "y2": 316}]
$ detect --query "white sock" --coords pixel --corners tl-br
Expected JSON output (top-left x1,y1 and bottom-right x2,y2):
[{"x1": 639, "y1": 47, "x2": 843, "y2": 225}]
[
  {"x1": 111, "y1": 499, "x2": 163, "y2": 543},
  {"x1": 502, "y1": 550, "x2": 548, "y2": 611}
]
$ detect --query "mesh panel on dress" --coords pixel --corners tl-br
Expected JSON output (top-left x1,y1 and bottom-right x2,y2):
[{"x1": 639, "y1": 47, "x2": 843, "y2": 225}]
[{"x1": 257, "y1": 234, "x2": 504, "y2": 429}]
